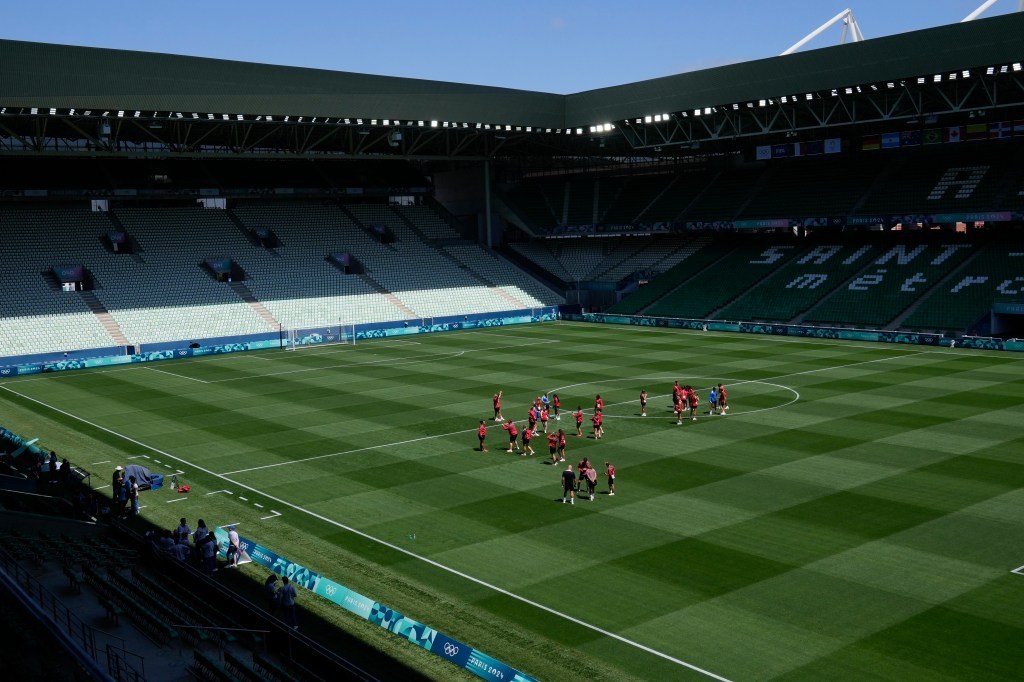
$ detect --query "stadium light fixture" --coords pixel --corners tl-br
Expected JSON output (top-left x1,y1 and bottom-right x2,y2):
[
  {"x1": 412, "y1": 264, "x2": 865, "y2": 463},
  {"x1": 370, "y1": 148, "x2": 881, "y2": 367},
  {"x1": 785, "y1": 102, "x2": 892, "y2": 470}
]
[
  {"x1": 1000, "y1": 65, "x2": 1008, "y2": 73},
  {"x1": 759, "y1": 99, "x2": 767, "y2": 107},
  {"x1": 175, "y1": 112, "x2": 183, "y2": 118},
  {"x1": 986, "y1": 66, "x2": 995, "y2": 75},
  {"x1": 1014, "y1": 63, "x2": 1022, "y2": 72},
  {"x1": 949, "y1": 73, "x2": 957, "y2": 80},
  {"x1": 576, "y1": 128, "x2": 583, "y2": 135},
  {"x1": 603, "y1": 123, "x2": 612, "y2": 131},
  {"x1": 356, "y1": 118, "x2": 363, "y2": 124},
  {"x1": 207, "y1": 113, "x2": 215, "y2": 120},
  {"x1": 545, "y1": 128, "x2": 552, "y2": 133},
  {"x1": 49, "y1": 107, "x2": 57, "y2": 115},
  {"x1": 475, "y1": 123, "x2": 482, "y2": 129},
  {"x1": 418, "y1": 121, "x2": 425, "y2": 127},
  {"x1": 526, "y1": 126, "x2": 532, "y2": 132},
  {"x1": 644, "y1": 115, "x2": 652, "y2": 123},
  {"x1": 192, "y1": 113, "x2": 199, "y2": 119},
  {"x1": 505, "y1": 125, "x2": 512, "y2": 131},
  {"x1": 933, "y1": 74, "x2": 942, "y2": 82},
  {"x1": 430, "y1": 120, "x2": 438, "y2": 127},
  {"x1": 805, "y1": 93, "x2": 814, "y2": 100},
  {"x1": 781, "y1": 96, "x2": 788, "y2": 104},
  {"x1": 962, "y1": 70, "x2": 970, "y2": 78},
  {"x1": 222, "y1": 114, "x2": 229, "y2": 121},
  {"x1": 117, "y1": 110, "x2": 125, "y2": 117},
  {"x1": 654, "y1": 114, "x2": 663, "y2": 122}
]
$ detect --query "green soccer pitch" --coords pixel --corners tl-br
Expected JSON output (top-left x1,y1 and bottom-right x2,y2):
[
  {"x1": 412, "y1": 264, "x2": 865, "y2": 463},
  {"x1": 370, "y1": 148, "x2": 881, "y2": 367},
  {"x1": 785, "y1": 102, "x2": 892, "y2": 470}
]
[{"x1": 3, "y1": 321, "x2": 1024, "y2": 681}]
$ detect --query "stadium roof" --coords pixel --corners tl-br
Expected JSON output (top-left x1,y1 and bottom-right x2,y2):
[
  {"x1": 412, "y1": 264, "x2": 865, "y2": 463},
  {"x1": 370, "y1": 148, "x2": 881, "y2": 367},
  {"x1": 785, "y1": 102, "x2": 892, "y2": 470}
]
[{"x1": 0, "y1": 13, "x2": 1022, "y2": 159}]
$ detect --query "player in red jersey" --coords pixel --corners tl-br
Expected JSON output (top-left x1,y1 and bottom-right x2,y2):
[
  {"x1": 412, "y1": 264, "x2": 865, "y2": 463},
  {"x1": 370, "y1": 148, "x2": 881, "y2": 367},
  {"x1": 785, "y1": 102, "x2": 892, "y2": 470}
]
[
  {"x1": 717, "y1": 383, "x2": 728, "y2": 414},
  {"x1": 521, "y1": 426, "x2": 535, "y2": 456},
  {"x1": 688, "y1": 389, "x2": 699, "y2": 421},
  {"x1": 675, "y1": 399, "x2": 685, "y2": 425},
  {"x1": 577, "y1": 457, "x2": 589, "y2": 493},
  {"x1": 672, "y1": 381, "x2": 683, "y2": 411},
  {"x1": 605, "y1": 462, "x2": 616, "y2": 496},
  {"x1": 502, "y1": 420, "x2": 520, "y2": 452},
  {"x1": 527, "y1": 406, "x2": 538, "y2": 431},
  {"x1": 557, "y1": 429, "x2": 567, "y2": 461},
  {"x1": 540, "y1": 407, "x2": 550, "y2": 433},
  {"x1": 492, "y1": 391, "x2": 504, "y2": 421},
  {"x1": 592, "y1": 411, "x2": 603, "y2": 439},
  {"x1": 477, "y1": 420, "x2": 488, "y2": 452},
  {"x1": 547, "y1": 432, "x2": 559, "y2": 464},
  {"x1": 573, "y1": 406, "x2": 584, "y2": 436},
  {"x1": 594, "y1": 394, "x2": 604, "y2": 413},
  {"x1": 552, "y1": 393, "x2": 561, "y2": 420},
  {"x1": 639, "y1": 389, "x2": 648, "y2": 417}
]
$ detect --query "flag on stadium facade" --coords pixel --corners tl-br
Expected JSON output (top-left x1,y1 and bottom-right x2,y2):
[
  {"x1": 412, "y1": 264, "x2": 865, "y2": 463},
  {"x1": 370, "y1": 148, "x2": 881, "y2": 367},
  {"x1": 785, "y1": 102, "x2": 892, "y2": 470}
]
[
  {"x1": 824, "y1": 138, "x2": 841, "y2": 154},
  {"x1": 923, "y1": 128, "x2": 942, "y2": 144},
  {"x1": 772, "y1": 143, "x2": 790, "y2": 158},
  {"x1": 805, "y1": 140, "x2": 825, "y2": 155},
  {"x1": 945, "y1": 126, "x2": 963, "y2": 143},
  {"x1": 965, "y1": 123, "x2": 988, "y2": 141},
  {"x1": 881, "y1": 132, "x2": 900, "y2": 149},
  {"x1": 755, "y1": 145, "x2": 771, "y2": 160},
  {"x1": 989, "y1": 121, "x2": 1011, "y2": 138},
  {"x1": 900, "y1": 130, "x2": 922, "y2": 146},
  {"x1": 862, "y1": 135, "x2": 881, "y2": 151},
  {"x1": 1013, "y1": 120, "x2": 1024, "y2": 136}
]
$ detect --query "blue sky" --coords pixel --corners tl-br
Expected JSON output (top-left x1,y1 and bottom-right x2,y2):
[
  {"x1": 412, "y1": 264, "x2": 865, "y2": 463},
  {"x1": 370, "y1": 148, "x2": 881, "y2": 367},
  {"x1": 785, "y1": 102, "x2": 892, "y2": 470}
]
[{"x1": 1, "y1": 1, "x2": 1018, "y2": 93}]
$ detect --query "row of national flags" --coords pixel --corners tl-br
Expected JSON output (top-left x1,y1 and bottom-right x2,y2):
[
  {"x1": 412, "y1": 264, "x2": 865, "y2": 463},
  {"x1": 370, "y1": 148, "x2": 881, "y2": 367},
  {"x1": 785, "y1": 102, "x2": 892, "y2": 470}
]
[{"x1": 862, "y1": 121, "x2": 1024, "y2": 150}]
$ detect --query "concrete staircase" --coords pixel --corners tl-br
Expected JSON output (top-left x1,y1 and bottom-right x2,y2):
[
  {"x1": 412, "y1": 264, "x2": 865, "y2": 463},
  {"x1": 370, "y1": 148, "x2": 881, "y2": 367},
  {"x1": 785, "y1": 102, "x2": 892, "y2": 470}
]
[
  {"x1": 78, "y1": 291, "x2": 129, "y2": 346},
  {"x1": 227, "y1": 281, "x2": 280, "y2": 330},
  {"x1": 357, "y1": 274, "x2": 418, "y2": 318}
]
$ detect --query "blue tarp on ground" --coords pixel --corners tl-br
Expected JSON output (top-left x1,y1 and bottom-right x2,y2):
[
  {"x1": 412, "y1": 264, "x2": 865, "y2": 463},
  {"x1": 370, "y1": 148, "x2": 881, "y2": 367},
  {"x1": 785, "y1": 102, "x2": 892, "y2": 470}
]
[{"x1": 125, "y1": 464, "x2": 163, "y2": 490}]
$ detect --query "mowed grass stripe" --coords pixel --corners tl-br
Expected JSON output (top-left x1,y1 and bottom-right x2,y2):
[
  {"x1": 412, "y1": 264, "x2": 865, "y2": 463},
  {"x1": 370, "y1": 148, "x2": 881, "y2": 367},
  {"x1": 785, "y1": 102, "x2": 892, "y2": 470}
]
[{"x1": 3, "y1": 324, "x2": 1024, "y2": 681}]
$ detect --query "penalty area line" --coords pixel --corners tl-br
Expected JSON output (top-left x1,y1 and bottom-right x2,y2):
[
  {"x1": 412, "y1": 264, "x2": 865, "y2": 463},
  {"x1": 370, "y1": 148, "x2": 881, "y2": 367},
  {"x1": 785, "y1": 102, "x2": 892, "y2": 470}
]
[
  {"x1": 1012, "y1": 565, "x2": 1024, "y2": 575},
  {"x1": 0, "y1": 382, "x2": 732, "y2": 682}
]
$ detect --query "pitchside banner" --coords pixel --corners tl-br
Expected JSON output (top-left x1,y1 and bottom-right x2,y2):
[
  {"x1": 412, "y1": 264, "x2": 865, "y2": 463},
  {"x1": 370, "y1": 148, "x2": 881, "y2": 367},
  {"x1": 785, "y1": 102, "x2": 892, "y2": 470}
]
[{"x1": 214, "y1": 528, "x2": 537, "y2": 682}]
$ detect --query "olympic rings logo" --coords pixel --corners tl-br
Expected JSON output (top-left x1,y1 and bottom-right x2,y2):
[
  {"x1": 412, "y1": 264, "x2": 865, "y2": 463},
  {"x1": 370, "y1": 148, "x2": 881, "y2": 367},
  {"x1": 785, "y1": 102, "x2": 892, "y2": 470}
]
[
  {"x1": 443, "y1": 642, "x2": 460, "y2": 656},
  {"x1": 325, "y1": 585, "x2": 337, "y2": 596}
]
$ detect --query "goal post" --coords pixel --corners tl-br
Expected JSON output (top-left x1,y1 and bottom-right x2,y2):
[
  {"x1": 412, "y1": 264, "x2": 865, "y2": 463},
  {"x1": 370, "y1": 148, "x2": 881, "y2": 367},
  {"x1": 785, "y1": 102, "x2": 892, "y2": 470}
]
[{"x1": 284, "y1": 322, "x2": 356, "y2": 351}]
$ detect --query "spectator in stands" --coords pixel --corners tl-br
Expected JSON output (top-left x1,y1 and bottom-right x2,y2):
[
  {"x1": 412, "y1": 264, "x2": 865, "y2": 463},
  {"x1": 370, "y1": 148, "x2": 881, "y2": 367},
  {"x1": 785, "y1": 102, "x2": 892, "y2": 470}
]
[
  {"x1": 175, "y1": 518, "x2": 192, "y2": 544},
  {"x1": 193, "y1": 519, "x2": 209, "y2": 547},
  {"x1": 278, "y1": 576, "x2": 298, "y2": 629},
  {"x1": 226, "y1": 525, "x2": 241, "y2": 568},
  {"x1": 111, "y1": 466, "x2": 124, "y2": 505},
  {"x1": 157, "y1": 529, "x2": 175, "y2": 552},
  {"x1": 200, "y1": 531, "x2": 218, "y2": 573},
  {"x1": 169, "y1": 538, "x2": 190, "y2": 562},
  {"x1": 59, "y1": 457, "x2": 71, "y2": 487},
  {"x1": 128, "y1": 475, "x2": 140, "y2": 515},
  {"x1": 48, "y1": 451, "x2": 58, "y2": 484},
  {"x1": 264, "y1": 574, "x2": 280, "y2": 614}
]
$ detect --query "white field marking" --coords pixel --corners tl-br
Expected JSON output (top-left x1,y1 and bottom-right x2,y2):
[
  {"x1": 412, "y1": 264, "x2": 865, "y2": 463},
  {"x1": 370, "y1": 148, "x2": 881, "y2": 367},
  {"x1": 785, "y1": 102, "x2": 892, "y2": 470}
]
[
  {"x1": 238, "y1": 496, "x2": 248, "y2": 501},
  {"x1": 153, "y1": 459, "x2": 161, "y2": 464},
  {"x1": 1012, "y1": 565, "x2": 1024, "y2": 575},
  {"x1": 127, "y1": 454, "x2": 149, "y2": 459},
  {"x1": 165, "y1": 497, "x2": 188, "y2": 504},
  {"x1": 95, "y1": 484, "x2": 110, "y2": 490},
  {"x1": 92, "y1": 460, "x2": 110, "y2": 465},
  {"x1": 164, "y1": 464, "x2": 172, "y2": 469},
  {"x1": 221, "y1": 426, "x2": 483, "y2": 475},
  {"x1": 219, "y1": 523, "x2": 242, "y2": 529},
  {"x1": 205, "y1": 340, "x2": 558, "y2": 384},
  {"x1": 205, "y1": 490, "x2": 232, "y2": 496},
  {"x1": 235, "y1": 337, "x2": 421, "y2": 361},
  {"x1": 458, "y1": 330, "x2": 556, "y2": 342},
  {"x1": 0, "y1": 383, "x2": 732, "y2": 682},
  {"x1": 254, "y1": 503, "x2": 264, "y2": 508},
  {"x1": 260, "y1": 510, "x2": 282, "y2": 521},
  {"x1": 548, "y1": 378, "x2": 799, "y2": 420},
  {"x1": 144, "y1": 365, "x2": 210, "y2": 384}
]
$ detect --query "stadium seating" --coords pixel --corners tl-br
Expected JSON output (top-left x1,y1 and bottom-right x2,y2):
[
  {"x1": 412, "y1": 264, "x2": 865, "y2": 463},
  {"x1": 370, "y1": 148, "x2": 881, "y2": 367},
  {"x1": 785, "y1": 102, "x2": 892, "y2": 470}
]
[
  {"x1": 902, "y1": 235, "x2": 1024, "y2": 333},
  {"x1": 804, "y1": 236, "x2": 976, "y2": 327},
  {"x1": 0, "y1": 207, "x2": 125, "y2": 355},
  {"x1": 508, "y1": 241, "x2": 574, "y2": 282},
  {"x1": 605, "y1": 234, "x2": 720, "y2": 314},
  {"x1": 645, "y1": 236, "x2": 801, "y2": 319},
  {"x1": 719, "y1": 239, "x2": 888, "y2": 322},
  {"x1": 739, "y1": 156, "x2": 883, "y2": 219},
  {"x1": 682, "y1": 167, "x2": 763, "y2": 221},
  {"x1": 599, "y1": 175, "x2": 675, "y2": 225}
]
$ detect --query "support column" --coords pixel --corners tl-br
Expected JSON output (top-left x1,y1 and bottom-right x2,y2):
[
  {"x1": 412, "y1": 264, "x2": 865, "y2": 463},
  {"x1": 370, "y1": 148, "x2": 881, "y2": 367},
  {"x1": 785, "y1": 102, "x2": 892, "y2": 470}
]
[{"x1": 483, "y1": 159, "x2": 493, "y2": 249}]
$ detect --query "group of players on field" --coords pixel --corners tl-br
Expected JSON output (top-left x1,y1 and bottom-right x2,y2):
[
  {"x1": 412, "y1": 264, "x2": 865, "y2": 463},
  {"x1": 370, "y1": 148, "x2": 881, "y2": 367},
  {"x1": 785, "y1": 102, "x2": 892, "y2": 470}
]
[{"x1": 476, "y1": 381, "x2": 729, "y2": 503}]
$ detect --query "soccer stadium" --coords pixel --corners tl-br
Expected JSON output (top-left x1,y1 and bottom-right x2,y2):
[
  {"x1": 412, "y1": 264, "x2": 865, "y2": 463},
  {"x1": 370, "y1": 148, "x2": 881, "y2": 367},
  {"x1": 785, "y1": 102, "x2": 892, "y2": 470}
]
[{"x1": 2, "y1": 7, "x2": 1024, "y2": 681}]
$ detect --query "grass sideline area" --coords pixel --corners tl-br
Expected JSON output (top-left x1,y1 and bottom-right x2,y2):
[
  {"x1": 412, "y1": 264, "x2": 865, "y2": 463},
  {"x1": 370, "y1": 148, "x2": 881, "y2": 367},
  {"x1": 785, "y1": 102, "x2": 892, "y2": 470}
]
[{"x1": 2, "y1": 321, "x2": 1024, "y2": 681}]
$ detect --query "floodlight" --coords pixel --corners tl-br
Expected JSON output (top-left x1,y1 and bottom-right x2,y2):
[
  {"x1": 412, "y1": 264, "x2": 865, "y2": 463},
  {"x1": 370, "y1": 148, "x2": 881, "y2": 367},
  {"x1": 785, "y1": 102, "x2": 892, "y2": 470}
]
[
  {"x1": 475, "y1": 123, "x2": 482, "y2": 129},
  {"x1": 654, "y1": 114, "x2": 662, "y2": 122},
  {"x1": 589, "y1": 126, "x2": 596, "y2": 133},
  {"x1": 192, "y1": 113, "x2": 199, "y2": 119},
  {"x1": 69, "y1": 108, "x2": 76, "y2": 115},
  {"x1": 383, "y1": 119, "x2": 390, "y2": 125},
  {"x1": 117, "y1": 110, "x2": 124, "y2": 117},
  {"x1": 986, "y1": 66, "x2": 995, "y2": 75},
  {"x1": 505, "y1": 125, "x2": 512, "y2": 131},
  {"x1": 661, "y1": 114, "x2": 668, "y2": 119},
  {"x1": 949, "y1": 73, "x2": 957, "y2": 80},
  {"x1": 418, "y1": 121, "x2": 425, "y2": 127},
  {"x1": 49, "y1": 107, "x2": 57, "y2": 115},
  {"x1": 222, "y1": 114, "x2": 229, "y2": 120},
  {"x1": 781, "y1": 96, "x2": 788, "y2": 104},
  {"x1": 526, "y1": 126, "x2": 532, "y2": 132},
  {"x1": 265, "y1": 115, "x2": 273, "y2": 121},
  {"x1": 484, "y1": 124, "x2": 490, "y2": 129},
  {"x1": 430, "y1": 120, "x2": 438, "y2": 127},
  {"x1": 1014, "y1": 63, "x2": 1022, "y2": 72},
  {"x1": 844, "y1": 88, "x2": 853, "y2": 94},
  {"x1": 545, "y1": 128, "x2": 551, "y2": 133},
  {"x1": 933, "y1": 74, "x2": 942, "y2": 82},
  {"x1": 576, "y1": 128, "x2": 583, "y2": 134},
  {"x1": 343, "y1": 118, "x2": 350, "y2": 124},
  {"x1": 1000, "y1": 65, "x2": 1008, "y2": 73},
  {"x1": 134, "y1": 111, "x2": 140, "y2": 117},
  {"x1": 371, "y1": 119, "x2": 377, "y2": 125},
  {"x1": 805, "y1": 93, "x2": 814, "y2": 100},
  {"x1": 759, "y1": 99, "x2": 767, "y2": 107},
  {"x1": 603, "y1": 123, "x2": 612, "y2": 131},
  {"x1": 886, "y1": 82, "x2": 895, "y2": 89},
  {"x1": 207, "y1": 113, "x2": 214, "y2": 120},
  {"x1": 962, "y1": 70, "x2": 970, "y2": 78},
  {"x1": 175, "y1": 112, "x2": 183, "y2": 118},
  {"x1": 732, "y1": 103, "x2": 740, "y2": 110},
  {"x1": 644, "y1": 115, "x2": 652, "y2": 123},
  {"x1": 356, "y1": 118, "x2": 363, "y2": 124}
]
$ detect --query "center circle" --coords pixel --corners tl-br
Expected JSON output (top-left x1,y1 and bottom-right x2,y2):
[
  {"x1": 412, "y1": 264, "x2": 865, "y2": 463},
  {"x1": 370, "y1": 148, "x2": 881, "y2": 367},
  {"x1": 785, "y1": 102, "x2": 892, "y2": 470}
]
[{"x1": 545, "y1": 375, "x2": 799, "y2": 419}]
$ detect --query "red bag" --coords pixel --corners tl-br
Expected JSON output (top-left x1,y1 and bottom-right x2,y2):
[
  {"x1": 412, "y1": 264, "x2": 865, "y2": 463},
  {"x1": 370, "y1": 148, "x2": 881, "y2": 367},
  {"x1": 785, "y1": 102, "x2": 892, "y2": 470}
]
[{"x1": 178, "y1": 485, "x2": 190, "y2": 493}]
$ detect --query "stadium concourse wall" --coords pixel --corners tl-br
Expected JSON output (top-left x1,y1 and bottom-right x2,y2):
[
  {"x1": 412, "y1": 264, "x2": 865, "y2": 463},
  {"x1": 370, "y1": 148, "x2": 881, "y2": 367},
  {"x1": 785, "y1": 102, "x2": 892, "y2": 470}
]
[
  {"x1": 565, "y1": 313, "x2": 1024, "y2": 352},
  {"x1": 0, "y1": 307, "x2": 563, "y2": 378},
  {"x1": 211, "y1": 527, "x2": 537, "y2": 682}
]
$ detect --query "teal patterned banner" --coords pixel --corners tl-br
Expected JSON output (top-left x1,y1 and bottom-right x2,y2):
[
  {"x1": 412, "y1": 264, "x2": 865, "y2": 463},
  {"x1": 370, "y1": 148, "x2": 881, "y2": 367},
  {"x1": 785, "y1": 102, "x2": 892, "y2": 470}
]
[{"x1": 214, "y1": 528, "x2": 537, "y2": 682}]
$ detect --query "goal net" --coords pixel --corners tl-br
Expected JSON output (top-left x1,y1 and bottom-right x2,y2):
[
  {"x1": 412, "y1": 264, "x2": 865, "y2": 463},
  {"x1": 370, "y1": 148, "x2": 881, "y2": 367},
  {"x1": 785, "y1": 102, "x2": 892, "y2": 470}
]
[{"x1": 285, "y1": 323, "x2": 356, "y2": 351}]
